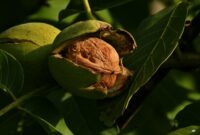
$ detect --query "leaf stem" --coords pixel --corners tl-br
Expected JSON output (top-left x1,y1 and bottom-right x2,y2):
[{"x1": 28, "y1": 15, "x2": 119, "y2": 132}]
[
  {"x1": 83, "y1": 0, "x2": 96, "y2": 19},
  {"x1": 0, "y1": 85, "x2": 49, "y2": 117}
]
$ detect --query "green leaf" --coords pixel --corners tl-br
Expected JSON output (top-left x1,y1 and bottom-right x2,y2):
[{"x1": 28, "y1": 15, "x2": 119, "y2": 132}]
[
  {"x1": 0, "y1": 49, "x2": 24, "y2": 96},
  {"x1": 20, "y1": 97, "x2": 73, "y2": 135},
  {"x1": 100, "y1": 2, "x2": 188, "y2": 125},
  {"x1": 175, "y1": 101, "x2": 200, "y2": 128},
  {"x1": 124, "y1": 2, "x2": 188, "y2": 110},
  {"x1": 59, "y1": 0, "x2": 133, "y2": 21},
  {"x1": 29, "y1": 0, "x2": 70, "y2": 22},
  {"x1": 168, "y1": 126, "x2": 200, "y2": 135},
  {"x1": 119, "y1": 70, "x2": 195, "y2": 135}
]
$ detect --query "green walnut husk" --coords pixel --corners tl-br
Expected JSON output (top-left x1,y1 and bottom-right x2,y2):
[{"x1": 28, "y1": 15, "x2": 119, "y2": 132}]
[
  {"x1": 0, "y1": 22, "x2": 60, "y2": 90},
  {"x1": 49, "y1": 20, "x2": 136, "y2": 99}
]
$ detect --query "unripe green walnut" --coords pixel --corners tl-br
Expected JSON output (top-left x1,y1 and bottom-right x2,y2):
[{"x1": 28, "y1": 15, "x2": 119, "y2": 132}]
[
  {"x1": 49, "y1": 20, "x2": 137, "y2": 99},
  {"x1": 0, "y1": 22, "x2": 60, "y2": 90}
]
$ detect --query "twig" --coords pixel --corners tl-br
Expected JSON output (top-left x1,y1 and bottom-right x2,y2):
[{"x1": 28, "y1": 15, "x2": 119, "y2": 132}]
[
  {"x1": 0, "y1": 85, "x2": 50, "y2": 117},
  {"x1": 83, "y1": 0, "x2": 96, "y2": 19}
]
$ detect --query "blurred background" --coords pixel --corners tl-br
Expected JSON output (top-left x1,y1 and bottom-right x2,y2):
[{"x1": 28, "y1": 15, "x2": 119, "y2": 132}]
[{"x1": 0, "y1": 0, "x2": 181, "y2": 33}]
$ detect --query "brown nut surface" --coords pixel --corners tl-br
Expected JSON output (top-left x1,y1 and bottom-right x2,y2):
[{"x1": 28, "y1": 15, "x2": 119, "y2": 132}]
[{"x1": 63, "y1": 37, "x2": 123, "y2": 91}]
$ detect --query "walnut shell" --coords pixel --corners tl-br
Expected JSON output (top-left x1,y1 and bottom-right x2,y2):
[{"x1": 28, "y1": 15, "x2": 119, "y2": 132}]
[
  {"x1": 49, "y1": 20, "x2": 136, "y2": 99},
  {"x1": 0, "y1": 22, "x2": 60, "y2": 90}
]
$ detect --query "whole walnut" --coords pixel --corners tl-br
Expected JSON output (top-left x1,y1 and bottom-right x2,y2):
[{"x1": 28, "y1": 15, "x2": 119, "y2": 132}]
[{"x1": 0, "y1": 22, "x2": 60, "y2": 91}]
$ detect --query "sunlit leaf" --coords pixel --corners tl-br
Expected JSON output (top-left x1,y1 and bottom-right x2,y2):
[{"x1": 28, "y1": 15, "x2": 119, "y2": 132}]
[
  {"x1": 0, "y1": 49, "x2": 24, "y2": 96},
  {"x1": 20, "y1": 97, "x2": 73, "y2": 135},
  {"x1": 168, "y1": 126, "x2": 200, "y2": 135},
  {"x1": 175, "y1": 101, "x2": 200, "y2": 128},
  {"x1": 29, "y1": 0, "x2": 70, "y2": 22}
]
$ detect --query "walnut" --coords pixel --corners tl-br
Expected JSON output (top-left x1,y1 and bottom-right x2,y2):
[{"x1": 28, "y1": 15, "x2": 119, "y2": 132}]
[{"x1": 66, "y1": 37, "x2": 121, "y2": 90}]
